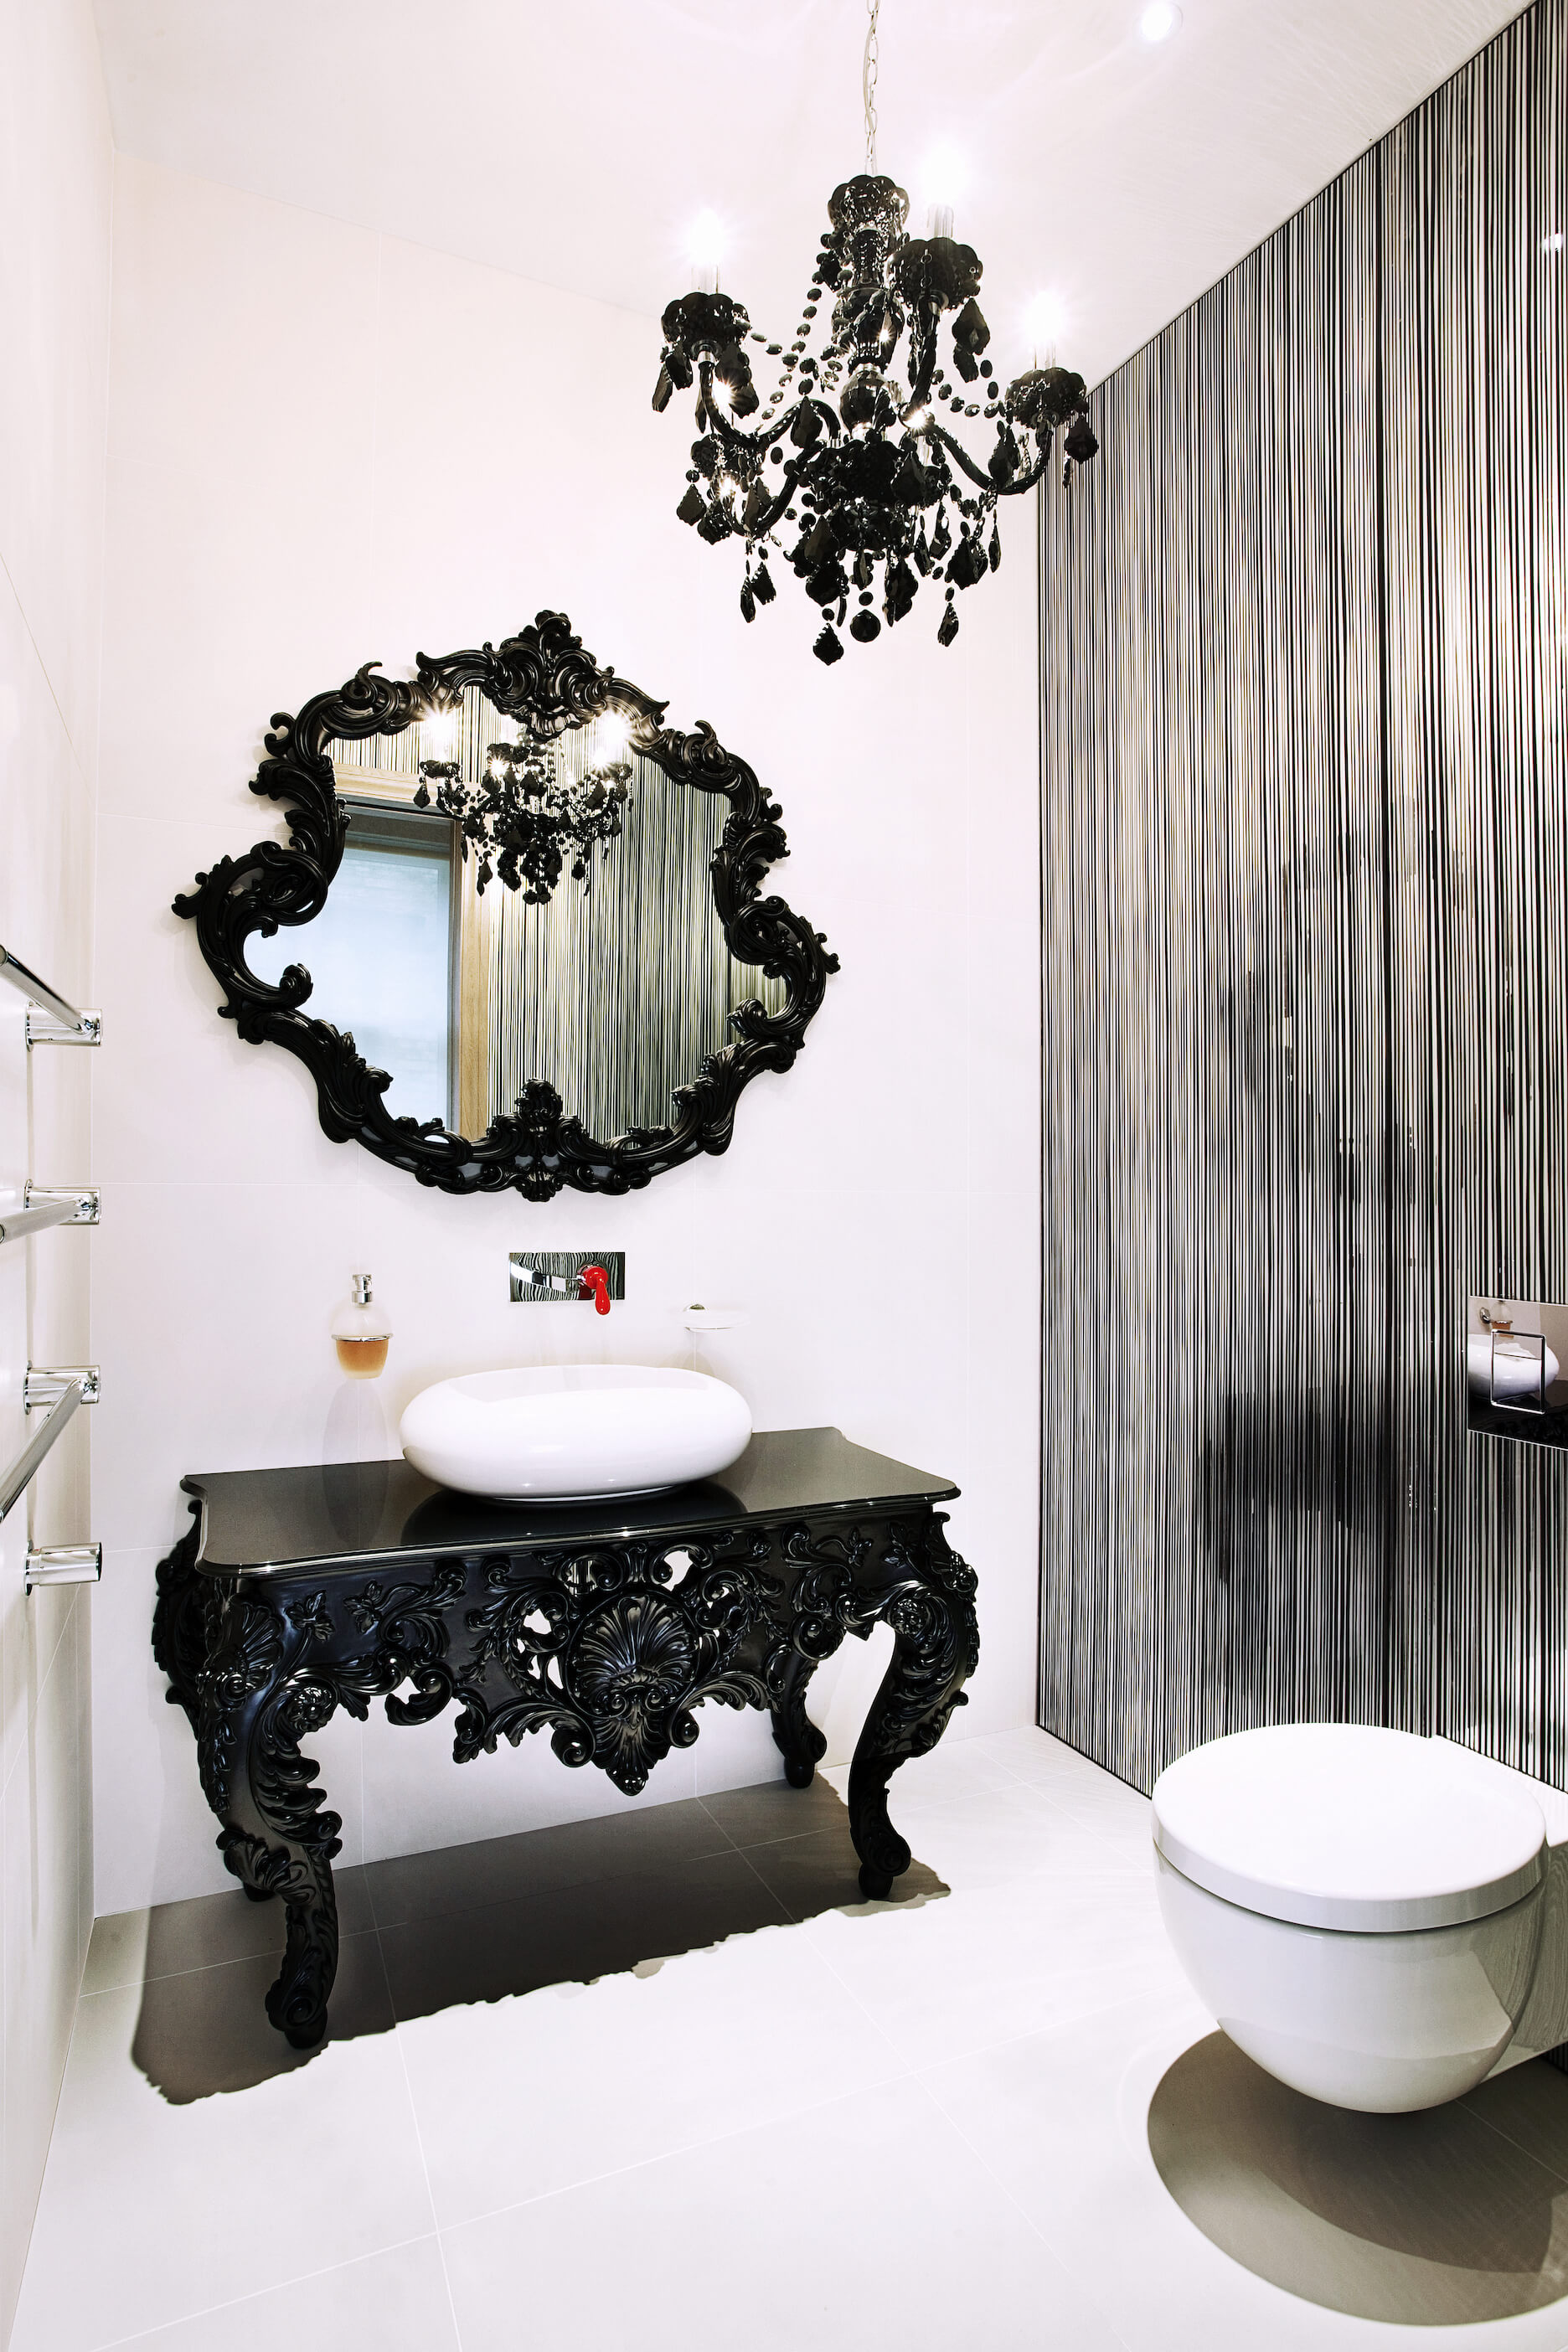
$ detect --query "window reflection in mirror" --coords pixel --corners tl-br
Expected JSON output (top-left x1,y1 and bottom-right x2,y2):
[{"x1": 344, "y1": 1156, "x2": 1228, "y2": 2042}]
[
  {"x1": 253, "y1": 689, "x2": 787, "y2": 1142},
  {"x1": 249, "y1": 797, "x2": 458, "y2": 1125}
]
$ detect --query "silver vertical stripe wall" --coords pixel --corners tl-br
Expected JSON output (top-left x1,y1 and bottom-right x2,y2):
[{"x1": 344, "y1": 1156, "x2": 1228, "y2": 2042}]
[{"x1": 1039, "y1": 0, "x2": 1568, "y2": 1792}]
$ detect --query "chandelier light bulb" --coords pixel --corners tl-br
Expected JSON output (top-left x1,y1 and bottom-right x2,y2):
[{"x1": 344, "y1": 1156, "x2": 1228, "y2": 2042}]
[
  {"x1": 919, "y1": 139, "x2": 967, "y2": 236},
  {"x1": 1139, "y1": 3, "x2": 1182, "y2": 41},
  {"x1": 687, "y1": 209, "x2": 725, "y2": 294},
  {"x1": 1023, "y1": 292, "x2": 1066, "y2": 365}
]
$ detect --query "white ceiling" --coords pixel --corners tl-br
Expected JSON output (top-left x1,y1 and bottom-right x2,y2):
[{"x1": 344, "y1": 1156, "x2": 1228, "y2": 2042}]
[{"x1": 91, "y1": 0, "x2": 1522, "y2": 389}]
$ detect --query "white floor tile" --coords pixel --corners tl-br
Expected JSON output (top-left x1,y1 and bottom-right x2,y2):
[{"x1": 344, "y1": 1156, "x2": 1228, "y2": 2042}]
[
  {"x1": 439, "y1": 2075, "x2": 1132, "y2": 2352},
  {"x1": 801, "y1": 1844, "x2": 1185, "y2": 2066},
  {"x1": 399, "y1": 1916, "x2": 910, "y2": 2227},
  {"x1": 889, "y1": 1780, "x2": 1153, "y2": 1894},
  {"x1": 921, "y1": 1991, "x2": 1568, "y2": 2351},
  {"x1": 9, "y1": 1983, "x2": 436, "y2": 2351},
  {"x1": 91, "y1": 2236, "x2": 459, "y2": 2352}
]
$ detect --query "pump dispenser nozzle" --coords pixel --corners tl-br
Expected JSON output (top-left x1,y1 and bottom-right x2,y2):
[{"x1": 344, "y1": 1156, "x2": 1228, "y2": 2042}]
[{"x1": 332, "y1": 1271, "x2": 391, "y2": 1379}]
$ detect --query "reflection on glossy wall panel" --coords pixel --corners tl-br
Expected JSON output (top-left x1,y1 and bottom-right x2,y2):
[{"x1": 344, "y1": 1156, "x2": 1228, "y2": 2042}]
[{"x1": 1039, "y1": 0, "x2": 1567, "y2": 1792}]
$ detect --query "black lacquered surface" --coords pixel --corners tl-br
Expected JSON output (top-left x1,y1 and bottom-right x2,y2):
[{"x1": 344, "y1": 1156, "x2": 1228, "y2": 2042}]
[{"x1": 183, "y1": 1426, "x2": 958, "y2": 1578}]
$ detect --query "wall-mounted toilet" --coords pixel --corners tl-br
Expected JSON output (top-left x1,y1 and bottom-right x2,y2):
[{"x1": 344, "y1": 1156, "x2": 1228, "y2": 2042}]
[{"x1": 1153, "y1": 1723, "x2": 1568, "y2": 2113}]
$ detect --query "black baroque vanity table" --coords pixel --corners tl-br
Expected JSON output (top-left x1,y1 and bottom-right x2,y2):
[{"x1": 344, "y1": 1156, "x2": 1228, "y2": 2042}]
[{"x1": 152, "y1": 1428, "x2": 979, "y2": 2049}]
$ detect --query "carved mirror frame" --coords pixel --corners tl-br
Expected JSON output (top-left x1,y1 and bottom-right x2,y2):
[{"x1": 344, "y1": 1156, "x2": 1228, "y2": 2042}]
[{"x1": 175, "y1": 612, "x2": 838, "y2": 1199}]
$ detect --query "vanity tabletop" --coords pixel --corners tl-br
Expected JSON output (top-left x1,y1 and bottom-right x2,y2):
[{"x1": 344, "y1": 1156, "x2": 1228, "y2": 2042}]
[{"x1": 180, "y1": 1426, "x2": 959, "y2": 1580}]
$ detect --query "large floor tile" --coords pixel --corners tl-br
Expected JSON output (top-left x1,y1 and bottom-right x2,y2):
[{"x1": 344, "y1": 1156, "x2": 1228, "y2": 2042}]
[
  {"x1": 101, "y1": 2236, "x2": 460, "y2": 2352},
  {"x1": 977, "y1": 1724, "x2": 1142, "y2": 1796},
  {"x1": 859, "y1": 1780, "x2": 1155, "y2": 1897},
  {"x1": 439, "y1": 2074, "x2": 1131, "y2": 2352},
  {"x1": 921, "y1": 1991, "x2": 1568, "y2": 2351},
  {"x1": 742, "y1": 1823, "x2": 949, "y2": 1917},
  {"x1": 82, "y1": 1872, "x2": 376, "y2": 1996},
  {"x1": 697, "y1": 1772, "x2": 854, "y2": 1850},
  {"x1": 128, "y1": 1930, "x2": 394, "y2": 2102},
  {"x1": 1148, "y1": 2029, "x2": 1568, "y2": 2329},
  {"x1": 364, "y1": 1795, "x2": 730, "y2": 1931},
  {"x1": 9, "y1": 1973, "x2": 434, "y2": 2352},
  {"x1": 399, "y1": 1908, "x2": 907, "y2": 2226},
  {"x1": 799, "y1": 1849, "x2": 1184, "y2": 2066},
  {"x1": 378, "y1": 1847, "x2": 793, "y2": 2023}
]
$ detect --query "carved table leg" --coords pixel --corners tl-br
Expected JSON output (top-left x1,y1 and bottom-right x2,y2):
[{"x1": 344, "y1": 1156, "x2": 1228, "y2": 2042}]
[
  {"x1": 847, "y1": 1515, "x2": 980, "y2": 1899},
  {"x1": 770, "y1": 1647, "x2": 828, "y2": 1787},
  {"x1": 191, "y1": 1589, "x2": 344, "y2": 2049}
]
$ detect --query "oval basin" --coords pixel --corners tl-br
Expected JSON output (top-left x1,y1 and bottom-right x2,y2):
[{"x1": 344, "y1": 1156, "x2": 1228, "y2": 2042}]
[{"x1": 399, "y1": 1364, "x2": 752, "y2": 1502}]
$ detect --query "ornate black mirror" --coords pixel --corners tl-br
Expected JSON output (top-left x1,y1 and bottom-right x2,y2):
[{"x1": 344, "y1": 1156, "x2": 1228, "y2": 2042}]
[{"x1": 176, "y1": 613, "x2": 837, "y2": 1199}]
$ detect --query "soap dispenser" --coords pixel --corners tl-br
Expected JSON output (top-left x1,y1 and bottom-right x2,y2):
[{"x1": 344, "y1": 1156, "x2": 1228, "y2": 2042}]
[{"x1": 331, "y1": 1273, "x2": 391, "y2": 1380}]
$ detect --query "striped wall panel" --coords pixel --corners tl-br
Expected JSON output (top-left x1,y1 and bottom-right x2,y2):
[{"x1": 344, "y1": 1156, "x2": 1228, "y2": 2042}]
[{"x1": 1039, "y1": 0, "x2": 1568, "y2": 1790}]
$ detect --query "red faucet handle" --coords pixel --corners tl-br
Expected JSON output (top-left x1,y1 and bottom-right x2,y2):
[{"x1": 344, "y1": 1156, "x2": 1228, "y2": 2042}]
[{"x1": 580, "y1": 1264, "x2": 612, "y2": 1316}]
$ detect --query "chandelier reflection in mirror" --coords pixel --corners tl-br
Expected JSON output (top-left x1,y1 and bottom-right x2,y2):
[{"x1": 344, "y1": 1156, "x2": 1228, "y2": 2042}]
[
  {"x1": 414, "y1": 705, "x2": 633, "y2": 905},
  {"x1": 653, "y1": 0, "x2": 1099, "y2": 663}
]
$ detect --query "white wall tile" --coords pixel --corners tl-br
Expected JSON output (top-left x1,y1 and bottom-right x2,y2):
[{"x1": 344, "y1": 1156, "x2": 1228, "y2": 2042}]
[{"x1": 0, "y1": 0, "x2": 111, "y2": 2329}]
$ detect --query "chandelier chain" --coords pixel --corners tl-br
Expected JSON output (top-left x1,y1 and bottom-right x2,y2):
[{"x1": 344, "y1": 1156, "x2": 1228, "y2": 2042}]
[{"x1": 863, "y1": 0, "x2": 879, "y2": 172}]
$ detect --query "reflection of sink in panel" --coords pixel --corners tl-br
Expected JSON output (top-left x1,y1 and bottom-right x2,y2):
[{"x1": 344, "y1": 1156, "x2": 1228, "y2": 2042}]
[
  {"x1": 399, "y1": 1365, "x2": 752, "y2": 1502},
  {"x1": 1466, "y1": 1333, "x2": 1563, "y2": 1405}
]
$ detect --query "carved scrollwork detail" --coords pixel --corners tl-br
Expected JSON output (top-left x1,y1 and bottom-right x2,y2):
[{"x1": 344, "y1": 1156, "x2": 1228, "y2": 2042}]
[
  {"x1": 457, "y1": 1533, "x2": 776, "y2": 1793},
  {"x1": 173, "y1": 611, "x2": 838, "y2": 1199},
  {"x1": 335, "y1": 1560, "x2": 470, "y2": 1725},
  {"x1": 152, "y1": 1504, "x2": 210, "y2": 1730},
  {"x1": 196, "y1": 1594, "x2": 285, "y2": 1819}
]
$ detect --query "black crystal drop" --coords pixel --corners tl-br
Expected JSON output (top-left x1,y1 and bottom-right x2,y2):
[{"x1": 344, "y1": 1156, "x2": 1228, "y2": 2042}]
[
  {"x1": 849, "y1": 610, "x2": 881, "y2": 642},
  {"x1": 813, "y1": 622, "x2": 845, "y2": 665}
]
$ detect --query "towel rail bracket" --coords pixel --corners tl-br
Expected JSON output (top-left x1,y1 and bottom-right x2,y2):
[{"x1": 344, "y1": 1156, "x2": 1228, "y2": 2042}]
[{"x1": 25, "y1": 1543, "x2": 101, "y2": 1592}]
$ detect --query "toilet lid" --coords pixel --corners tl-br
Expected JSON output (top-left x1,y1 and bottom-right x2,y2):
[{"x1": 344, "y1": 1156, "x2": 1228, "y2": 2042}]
[{"x1": 1152, "y1": 1724, "x2": 1547, "y2": 1932}]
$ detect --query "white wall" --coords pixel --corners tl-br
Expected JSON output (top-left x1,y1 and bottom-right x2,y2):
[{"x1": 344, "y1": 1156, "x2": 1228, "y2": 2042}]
[
  {"x1": 92, "y1": 154, "x2": 1044, "y2": 1915},
  {"x1": 0, "y1": 0, "x2": 112, "y2": 2334}
]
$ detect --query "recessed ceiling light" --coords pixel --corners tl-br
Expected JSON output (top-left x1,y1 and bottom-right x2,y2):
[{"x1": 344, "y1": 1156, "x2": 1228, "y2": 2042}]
[{"x1": 1140, "y1": 3, "x2": 1182, "y2": 41}]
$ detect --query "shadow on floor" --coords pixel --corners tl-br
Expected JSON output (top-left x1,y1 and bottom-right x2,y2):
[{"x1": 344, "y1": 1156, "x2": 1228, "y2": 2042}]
[
  {"x1": 1149, "y1": 2030, "x2": 1568, "y2": 2324},
  {"x1": 131, "y1": 1776, "x2": 946, "y2": 2105}
]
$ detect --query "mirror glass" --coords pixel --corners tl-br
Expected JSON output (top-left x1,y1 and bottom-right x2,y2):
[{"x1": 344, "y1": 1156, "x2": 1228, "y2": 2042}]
[{"x1": 249, "y1": 689, "x2": 788, "y2": 1142}]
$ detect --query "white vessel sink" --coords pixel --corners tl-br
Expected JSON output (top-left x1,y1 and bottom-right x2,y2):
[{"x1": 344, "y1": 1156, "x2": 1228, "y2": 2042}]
[{"x1": 399, "y1": 1364, "x2": 752, "y2": 1502}]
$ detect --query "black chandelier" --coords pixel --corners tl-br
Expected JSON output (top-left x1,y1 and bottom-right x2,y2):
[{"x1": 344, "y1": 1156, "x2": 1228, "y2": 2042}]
[
  {"x1": 653, "y1": 0, "x2": 1099, "y2": 663},
  {"x1": 415, "y1": 726, "x2": 633, "y2": 903}
]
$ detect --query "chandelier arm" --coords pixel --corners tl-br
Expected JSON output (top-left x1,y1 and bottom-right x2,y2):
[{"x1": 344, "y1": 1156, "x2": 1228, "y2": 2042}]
[
  {"x1": 921, "y1": 422, "x2": 1014, "y2": 493},
  {"x1": 992, "y1": 451, "x2": 1056, "y2": 498}
]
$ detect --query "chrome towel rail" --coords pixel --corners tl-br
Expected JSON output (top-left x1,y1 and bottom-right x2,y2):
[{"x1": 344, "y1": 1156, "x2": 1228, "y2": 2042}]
[
  {"x1": 0, "y1": 1375, "x2": 90, "y2": 1524},
  {"x1": 0, "y1": 1185, "x2": 101, "y2": 1249},
  {"x1": 0, "y1": 944, "x2": 100, "y2": 1046}
]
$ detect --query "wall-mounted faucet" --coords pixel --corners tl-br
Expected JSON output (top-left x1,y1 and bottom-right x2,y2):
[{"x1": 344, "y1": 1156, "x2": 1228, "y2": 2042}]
[{"x1": 510, "y1": 1251, "x2": 626, "y2": 1308}]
